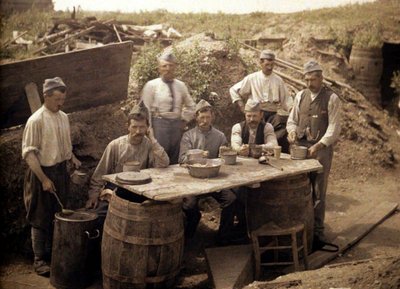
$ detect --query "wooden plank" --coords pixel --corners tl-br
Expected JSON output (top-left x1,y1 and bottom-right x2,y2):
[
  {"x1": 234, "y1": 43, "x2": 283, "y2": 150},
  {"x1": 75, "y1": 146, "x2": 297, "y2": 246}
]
[
  {"x1": 24, "y1": 82, "x2": 42, "y2": 114},
  {"x1": 205, "y1": 245, "x2": 254, "y2": 289},
  {"x1": 0, "y1": 41, "x2": 133, "y2": 128},
  {"x1": 307, "y1": 201, "x2": 398, "y2": 270},
  {"x1": 102, "y1": 154, "x2": 323, "y2": 201}
]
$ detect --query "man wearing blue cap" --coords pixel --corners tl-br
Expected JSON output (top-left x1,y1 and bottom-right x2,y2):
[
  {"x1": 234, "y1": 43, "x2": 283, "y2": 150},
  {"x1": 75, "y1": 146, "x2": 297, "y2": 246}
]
[
  {"x1": 22, "y1": 77, "x2": 81, "y2": 276},
  {"x1": 287, "y1": 60, "x2": 341, "y2": 249},
  {"x1": 141, "y1": 51, "x2": 196, "y2": 164},
  {"x1": 230, "y1": 49, "x2": 293, "y2": 152}
]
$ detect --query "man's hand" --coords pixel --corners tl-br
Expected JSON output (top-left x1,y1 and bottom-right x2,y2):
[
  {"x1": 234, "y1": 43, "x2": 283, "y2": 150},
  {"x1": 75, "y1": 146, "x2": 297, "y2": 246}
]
[
  {"x1": 308, "y1": 142, "x2": 325, "y2": 158},
  {"x1": 85, "y1": 194, "x2": 99, "y2": 209},
  {"x1": 71, "y1": 154, "x2": 81, "y2": 169},
  {"x1": 146, "y1": 127, "x2": 156, "y2": 142},
  {"x1": 287, "y1": 131, "x2": 298, "y2": 144},
  {"x1": 238, "y1": 144, "x2": 250, "y2": 157},
  {"x1": 42, "y1": 177, "x2": 56, "y2": 193}
]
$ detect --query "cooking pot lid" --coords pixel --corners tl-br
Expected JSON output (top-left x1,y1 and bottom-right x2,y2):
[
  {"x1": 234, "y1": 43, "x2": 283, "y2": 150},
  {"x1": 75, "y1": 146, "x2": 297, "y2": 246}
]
[{"x1": 116, "y1": 171, "x2": 152, "y2": 185}]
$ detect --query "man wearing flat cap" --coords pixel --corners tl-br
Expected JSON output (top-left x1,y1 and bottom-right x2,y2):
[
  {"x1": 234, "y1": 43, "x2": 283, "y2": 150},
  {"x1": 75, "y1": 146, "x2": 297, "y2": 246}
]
[
  {"x1": 231, "y1": 99, "x2": 278, "y2": 156},
  {"x1": 287, "y1": 60, "x2": 341, "y2": 249},
  {"x1": 179, "y1": 99, "x2": 239, "y2": 243},
  {"x1": 86, "y1": 101, "x2": 169, "y2": 215},
  {"x1": 230, "y1": 49, "x2": 293, "y2": 152},
  {"x1": 141, "y1": 51, "x2": 196, "y2": 164},
  {"x1": 22, "y1": 77, "x2": 81, "y2": 276}
]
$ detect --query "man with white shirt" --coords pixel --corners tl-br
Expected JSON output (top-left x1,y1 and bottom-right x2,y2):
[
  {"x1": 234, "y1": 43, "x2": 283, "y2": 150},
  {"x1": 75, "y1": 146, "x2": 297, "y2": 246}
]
[
  {"x1": 230, "y1": 49, "x2": 292, "y2": 152},
  {"x1": 141, "y1": 52, "x2": 196, "y2": 164},
  {"x1": 231, "y1": 99, "x2": 278, "y2": 156},
  {"x1": 287, "y1": 60, "x2": 341, "y2": 248},
  {"x1": 22, "y1": 77, "x2": 81, "y2": 276}
]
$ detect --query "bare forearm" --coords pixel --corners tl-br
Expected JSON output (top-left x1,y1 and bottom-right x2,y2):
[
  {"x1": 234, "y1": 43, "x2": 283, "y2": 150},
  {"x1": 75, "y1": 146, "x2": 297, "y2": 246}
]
[{"x1": 25, "y1": 152, "x2": 47, "y2": 182}]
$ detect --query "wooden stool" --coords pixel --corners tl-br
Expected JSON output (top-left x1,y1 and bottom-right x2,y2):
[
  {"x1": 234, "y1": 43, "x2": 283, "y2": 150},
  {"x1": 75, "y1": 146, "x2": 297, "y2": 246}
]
[{"x1": 251, "y1": 223, "x2": 309, "y2": 279}]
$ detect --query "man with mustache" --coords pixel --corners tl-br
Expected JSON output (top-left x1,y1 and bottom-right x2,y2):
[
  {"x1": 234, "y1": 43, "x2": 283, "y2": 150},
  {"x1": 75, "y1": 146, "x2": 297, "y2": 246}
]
[
  {"x1": 287, "y1": 60, "x2": 341, "y2": 250},
  {"x1": 22, "y1": 77, "x2": 81, "y2": 276},
  {"x1": 230, "y1": 49, "x2": 293, "y2": 152},
  {"x1": 231, "y1": 99, "x2": 278, "y2": 156},
  {"x1": 179, "y1": 100, "x2": 239, "y2": 243},
  {"x1": 86, "y1": 101, "x2": 169, "y2": 218},
  {"x1": 141, "y1": 51, "x2": 196, "y2": 164}
]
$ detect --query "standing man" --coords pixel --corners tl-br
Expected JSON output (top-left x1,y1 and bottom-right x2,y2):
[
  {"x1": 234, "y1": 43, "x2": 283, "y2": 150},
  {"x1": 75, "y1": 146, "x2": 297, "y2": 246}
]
[
  {"x1": 230, "y1": 49, "x2": 293, "y2": 152},
  {"x1": 86, "y1": 102, "x2": 169, "y2": 219},
  {"x1": 22, "y1": 77, "x2": 81, "y2": 276},
  {"x1": 141, "y1": 51, "x2": 196, "y2": 164},
  {"x1": 231, "y1": 99, "x2": 278, "y2": 156},
  {"x1": 287, "y1": 60, "x2": 341, "y2": 248},
  {"x1": 179, "y1": 100, "x2": 237, "y2": 243}
]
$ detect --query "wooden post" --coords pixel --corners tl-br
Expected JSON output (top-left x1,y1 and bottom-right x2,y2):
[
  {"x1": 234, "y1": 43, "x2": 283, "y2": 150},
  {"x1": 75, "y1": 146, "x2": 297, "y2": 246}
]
[{"x1": 24, "y1": 82, "x2": 42, "y2": 114}]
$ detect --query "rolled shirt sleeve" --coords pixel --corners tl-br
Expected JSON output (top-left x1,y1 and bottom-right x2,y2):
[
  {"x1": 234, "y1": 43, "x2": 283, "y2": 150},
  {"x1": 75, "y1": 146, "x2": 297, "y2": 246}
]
[
  {"x1": 262, "y1": 123, "x2": 278, "y2": 150},
  {"x1": 22, "y1": 118, "x2": 41, "y2": 160},
  {"x1": 181, "y1": 84, "x2": 196, "y2": 122},
  {"x1": 231, "y1": 123, "x2": 243, "y2": 152}
]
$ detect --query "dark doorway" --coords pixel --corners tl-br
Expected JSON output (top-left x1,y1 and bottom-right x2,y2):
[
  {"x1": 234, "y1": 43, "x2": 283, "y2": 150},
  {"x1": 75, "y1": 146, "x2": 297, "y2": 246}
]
[{"x1": 381, "y1": 42, "x2": 400, "y2": 114}]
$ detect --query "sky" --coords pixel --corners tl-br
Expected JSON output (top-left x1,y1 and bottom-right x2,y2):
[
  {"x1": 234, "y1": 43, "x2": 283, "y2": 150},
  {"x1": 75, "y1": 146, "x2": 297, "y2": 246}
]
[{"x1": 53, "y1": 0, "x2": 376, "y2": 14}]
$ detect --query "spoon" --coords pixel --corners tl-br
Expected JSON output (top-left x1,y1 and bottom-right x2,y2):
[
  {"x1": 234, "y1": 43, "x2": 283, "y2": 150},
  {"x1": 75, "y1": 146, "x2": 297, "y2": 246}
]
[{"x1": 51, "y1": 191, "x2": 74, "y2": 215}]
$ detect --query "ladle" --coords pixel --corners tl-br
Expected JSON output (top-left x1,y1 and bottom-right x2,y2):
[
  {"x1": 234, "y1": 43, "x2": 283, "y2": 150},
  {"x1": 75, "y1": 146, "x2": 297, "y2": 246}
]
[{"x1": 51, "y1": 191, "x2": 74, "y2": 215}]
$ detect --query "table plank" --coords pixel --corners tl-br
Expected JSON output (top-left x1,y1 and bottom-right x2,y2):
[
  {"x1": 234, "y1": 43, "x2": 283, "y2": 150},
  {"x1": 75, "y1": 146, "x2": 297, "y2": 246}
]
[{"x1": 102, "y1": 154, "x2": 323, "y2": 201}]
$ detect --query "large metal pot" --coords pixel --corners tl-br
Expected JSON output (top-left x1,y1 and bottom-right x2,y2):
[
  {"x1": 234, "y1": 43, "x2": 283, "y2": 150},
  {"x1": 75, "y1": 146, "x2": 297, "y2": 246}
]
[{"x1": 186, "y1": 158, "x2": 223, "y2": 178}]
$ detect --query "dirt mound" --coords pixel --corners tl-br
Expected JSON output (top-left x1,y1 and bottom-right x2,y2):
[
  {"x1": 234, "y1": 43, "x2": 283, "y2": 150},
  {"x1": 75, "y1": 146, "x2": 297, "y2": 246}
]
[{"x1": 244, "y1": 256, "x2": 400, "y2": 289}]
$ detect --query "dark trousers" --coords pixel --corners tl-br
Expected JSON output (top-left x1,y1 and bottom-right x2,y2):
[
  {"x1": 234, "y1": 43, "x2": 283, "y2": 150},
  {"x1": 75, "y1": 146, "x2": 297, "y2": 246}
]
[
  {"x1": 182, "y1": 190, "x2": 237, "y2": 239},
  {"x1": 152, "y1": 117, "x2": 182, "y2": 164},
  {"x1": 263, "y1": 110, "x2": 290, "y2": 153}
]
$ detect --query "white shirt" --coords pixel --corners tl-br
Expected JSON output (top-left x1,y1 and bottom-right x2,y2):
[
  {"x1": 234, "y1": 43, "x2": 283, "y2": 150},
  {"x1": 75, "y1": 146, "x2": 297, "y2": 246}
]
[
  {"x1": 231, "y1": 122, "x2": 278, "y2": 152},
  {"x1": 230, "y1": 71, "x2": 293, "y2": 112},
  {"x1": 22, "y1": 106, "x2": 72, "y2": 166},
  {"x1": 141, "y1": 78, "x2": 196, "y2": 122},
  {"x1": 287, "y1": 89, "x2": 341, "y2": 147}
]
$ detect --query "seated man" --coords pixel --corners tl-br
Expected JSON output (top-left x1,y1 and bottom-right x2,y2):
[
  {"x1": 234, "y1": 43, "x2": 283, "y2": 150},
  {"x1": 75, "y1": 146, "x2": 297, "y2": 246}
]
[
  {"x1": 86, "y1": 101, "x2": 169, "y2": 222},
  {"x1": 179, "y1": 99, "x2": 238, "y2": 244},
  {"x1": 231, "y1": 99, "x2": 278, "y2": 156}
]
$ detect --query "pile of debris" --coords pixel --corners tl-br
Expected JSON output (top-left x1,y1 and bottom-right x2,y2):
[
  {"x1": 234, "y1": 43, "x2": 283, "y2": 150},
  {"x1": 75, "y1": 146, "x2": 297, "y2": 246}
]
[{"x1": 33, "y1": 16, "x2": 182, "y2": 55}]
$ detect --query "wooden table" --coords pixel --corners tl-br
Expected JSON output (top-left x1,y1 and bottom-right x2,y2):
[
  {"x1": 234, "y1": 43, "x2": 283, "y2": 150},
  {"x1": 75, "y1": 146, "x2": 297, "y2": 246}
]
[{"x1": 102, "y1": 154, "x2": 323, "y2": 201}]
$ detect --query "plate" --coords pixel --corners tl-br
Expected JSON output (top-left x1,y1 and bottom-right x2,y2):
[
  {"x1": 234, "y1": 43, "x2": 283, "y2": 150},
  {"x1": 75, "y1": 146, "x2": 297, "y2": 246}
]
[{"x1": 115, "y1": 171, "x2": 152, "y2": 185}]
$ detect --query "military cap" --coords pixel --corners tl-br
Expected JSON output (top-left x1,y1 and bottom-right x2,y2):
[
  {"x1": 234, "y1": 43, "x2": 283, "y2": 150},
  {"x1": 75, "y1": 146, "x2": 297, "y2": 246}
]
[
  {"x1": 43, "y1": 77, "x2": 66, "y2": 94},
  {"x1": 195, "y1": 99, "x2": 212, "y2": 113},
  {"x1": 303, "y1": 60, "x2": 323, "y2": 74},
  {"x1": 259, "y1": 49, "x2": 275, "y2": 60},
  {"x1": 129, "y1": 100, "x2": 149, "y2": 120},
  {"x1": 158, "y1": 51, "x2": 177, "y2": 63},
  {"x1": 244, "y1": 99, "x2": 261, "y2": 112}
]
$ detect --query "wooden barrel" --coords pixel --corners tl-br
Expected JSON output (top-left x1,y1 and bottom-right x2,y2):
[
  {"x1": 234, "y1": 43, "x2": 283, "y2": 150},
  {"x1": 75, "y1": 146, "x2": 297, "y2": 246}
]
[
  {"x1": 50, "y1": 211, "x2": 100, "y2": 289},
  {"x1": 102, "y1": 191, "x2": 184, "y2": 289},
  {"x1": 350, "y1": 47, "x2": 383, "y2": 86},
  {"x1": 349, "y1": 47, "x2": 383, "y2": 106},
  {"x1": 246, "y1": 174, "x2": 314, "y2": 253}
]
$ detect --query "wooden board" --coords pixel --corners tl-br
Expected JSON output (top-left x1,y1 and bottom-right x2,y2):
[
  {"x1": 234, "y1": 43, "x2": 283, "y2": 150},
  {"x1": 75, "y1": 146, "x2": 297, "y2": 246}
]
[
  {"x1": 102, "y1": 154, "x2": 323, "y2": 201},
  {"x1": 307, "y1": 201, "x2": 398, "y2": 270},
  {"x1": 205, "y1": 245, "x2": 254, "y2": 289},
  {"x1": 281, "y1": 201, "x2": 398, "y2": 273},
  {"x1": 24, "y1": 82, "x2": 41, "y2": 114},
  {"x1": 0, "y1": 41, "x2": 133, "y2": 128}
]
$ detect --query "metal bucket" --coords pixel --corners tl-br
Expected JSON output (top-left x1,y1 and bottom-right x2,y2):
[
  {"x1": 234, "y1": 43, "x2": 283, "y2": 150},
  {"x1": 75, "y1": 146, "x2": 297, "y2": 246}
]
[{"x1": 50, "y1": 211, "x2": 100, "y2": 289}]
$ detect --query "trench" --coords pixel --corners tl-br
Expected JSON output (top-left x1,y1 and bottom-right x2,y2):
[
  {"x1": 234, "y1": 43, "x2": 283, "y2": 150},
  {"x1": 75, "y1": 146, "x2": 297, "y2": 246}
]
[{"x1": 381, "y1": 42, "x2": 400, "y2": 114}]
